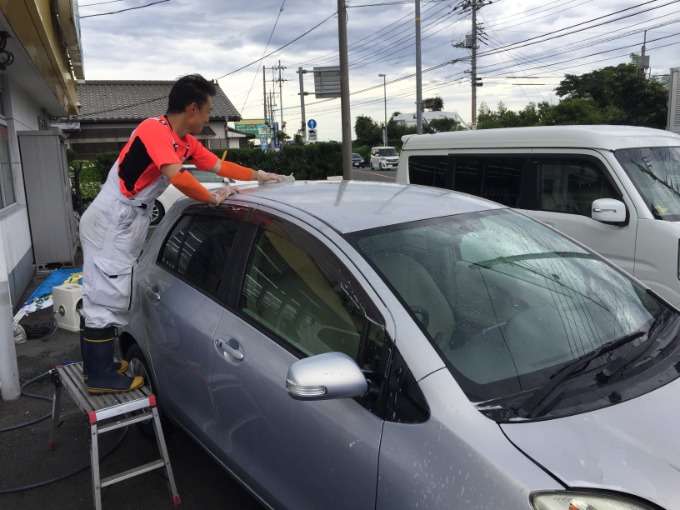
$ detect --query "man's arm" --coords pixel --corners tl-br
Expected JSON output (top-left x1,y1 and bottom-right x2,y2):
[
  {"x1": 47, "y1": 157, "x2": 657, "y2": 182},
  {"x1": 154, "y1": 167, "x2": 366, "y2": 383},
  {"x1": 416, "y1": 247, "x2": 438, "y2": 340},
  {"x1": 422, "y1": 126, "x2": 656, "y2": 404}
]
[
  {"x1": 162, "y1": 163, "x2": 226, "y2": 205},
  {"x1": 208, "y1": 159, "x2": 284, "y2": 183}
]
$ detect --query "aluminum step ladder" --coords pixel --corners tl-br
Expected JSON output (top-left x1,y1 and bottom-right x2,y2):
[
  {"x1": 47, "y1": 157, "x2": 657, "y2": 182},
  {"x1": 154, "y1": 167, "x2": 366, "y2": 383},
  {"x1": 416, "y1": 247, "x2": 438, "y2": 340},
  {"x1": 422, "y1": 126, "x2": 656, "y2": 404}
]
[{"x1": 49, "y1": 361, "x2": 181, "y2": 509}]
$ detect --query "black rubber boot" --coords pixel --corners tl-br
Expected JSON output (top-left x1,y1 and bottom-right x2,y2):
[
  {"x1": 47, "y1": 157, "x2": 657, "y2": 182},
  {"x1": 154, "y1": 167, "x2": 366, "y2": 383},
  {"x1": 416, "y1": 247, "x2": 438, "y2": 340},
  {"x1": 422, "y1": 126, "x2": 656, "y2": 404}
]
[
  {"x1": 79, "y1": 317, "x2": 128, "y2": 380},
  {"x1": 82, "y1": 326, "x2": 143, "y2": 394}
]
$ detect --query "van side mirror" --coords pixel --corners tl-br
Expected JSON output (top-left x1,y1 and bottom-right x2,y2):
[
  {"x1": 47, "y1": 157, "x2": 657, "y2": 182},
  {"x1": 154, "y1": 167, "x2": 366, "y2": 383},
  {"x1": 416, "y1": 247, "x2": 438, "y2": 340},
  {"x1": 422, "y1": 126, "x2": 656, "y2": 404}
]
[{"x1": 592, "y1": 198, "x2": 626, "y2": 224}]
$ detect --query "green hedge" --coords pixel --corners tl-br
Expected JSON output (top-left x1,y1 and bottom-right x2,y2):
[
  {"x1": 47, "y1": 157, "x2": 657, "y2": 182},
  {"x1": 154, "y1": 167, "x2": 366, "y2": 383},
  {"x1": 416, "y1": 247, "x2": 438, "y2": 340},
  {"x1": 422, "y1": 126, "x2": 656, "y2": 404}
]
[
  {"x1": 69, "y1": 143, "x2": 345, "y2": 201},
  {"x1": 215, "y1": 142, "x2": 343, "y2": 180}
]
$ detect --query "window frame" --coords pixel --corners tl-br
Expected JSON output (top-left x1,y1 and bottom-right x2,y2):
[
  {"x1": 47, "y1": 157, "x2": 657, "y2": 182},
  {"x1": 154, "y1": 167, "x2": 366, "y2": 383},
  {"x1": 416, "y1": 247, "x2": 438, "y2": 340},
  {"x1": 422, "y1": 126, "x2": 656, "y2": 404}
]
[
  {"x1": 0, "y1": 117, "x2": 15, "y2": 209},
  {"x1": 408, "y1": 152, "x2": 624, "y2": 216},
  {"x1": 155, "y1": 205, "x2": 252, "y2": 304},
  {"x1": 231, "y1": 209, "x2": 386, "y2": 363},
  {"x1": 533, "y1": 154, "x2": 623, "y2": 217}
]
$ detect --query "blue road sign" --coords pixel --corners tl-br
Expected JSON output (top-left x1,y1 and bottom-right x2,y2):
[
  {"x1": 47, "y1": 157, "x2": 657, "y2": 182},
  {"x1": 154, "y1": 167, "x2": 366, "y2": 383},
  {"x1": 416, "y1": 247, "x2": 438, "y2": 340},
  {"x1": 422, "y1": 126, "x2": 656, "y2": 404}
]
[{"x1": 307, "y1": 119, "x2": 317, "y2": 129}]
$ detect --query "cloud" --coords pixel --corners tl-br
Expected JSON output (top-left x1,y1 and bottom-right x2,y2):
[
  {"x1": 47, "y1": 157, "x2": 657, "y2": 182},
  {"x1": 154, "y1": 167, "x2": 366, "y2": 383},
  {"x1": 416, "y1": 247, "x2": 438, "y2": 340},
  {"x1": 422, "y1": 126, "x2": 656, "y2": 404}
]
[{"x1": 78, "y1": 0, "x2": 680, "y2": 141}]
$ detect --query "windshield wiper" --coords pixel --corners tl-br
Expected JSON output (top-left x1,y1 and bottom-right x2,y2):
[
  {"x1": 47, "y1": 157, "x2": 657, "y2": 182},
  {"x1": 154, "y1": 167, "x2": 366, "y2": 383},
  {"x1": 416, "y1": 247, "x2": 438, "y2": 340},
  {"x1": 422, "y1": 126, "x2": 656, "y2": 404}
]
[
  {"x1": 472, "y1": 253, "x2": 608, "y2": 310},
  {"x1": 596, "y1": 309, "x2": 678, "y2": 383},
  {"x1": 516, "y1": 330, "x2": 647, "y2": 419}
]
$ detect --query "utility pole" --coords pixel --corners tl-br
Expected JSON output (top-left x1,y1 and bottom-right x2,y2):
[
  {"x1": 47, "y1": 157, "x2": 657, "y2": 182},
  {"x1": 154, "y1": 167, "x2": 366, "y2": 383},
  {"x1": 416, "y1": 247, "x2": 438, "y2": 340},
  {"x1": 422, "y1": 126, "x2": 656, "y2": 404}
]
[
  {"x1": 297, "y1": 67, "x2": 309, "y2": 143},
  {"x1": 274, "y1": 60, "x2": 286, "y2": 134},
  {"x1": 268, "y1": 67, "x2": 277, "y2": 151},
  {"x1": 338, "y1": 0, "x2": 352, "y2": 180},
  {"x1": 470, "y1": 0, "x2": 478, "y2": 129},
  {"x1": 638, "y1": 30, "x2": 650, "y2": 78},
  {"x1": 262, "y1": 66, "x2": 268, "y2": 149},
  {"x1": 453, "y1": 0, "x2": 487, "y2": 130},
  {"x1": 415, "y1": 0, "x2": 423, "y2": 134},
  {"x1": 0, "y1": 254, "x2": 19, "y2": 401}
]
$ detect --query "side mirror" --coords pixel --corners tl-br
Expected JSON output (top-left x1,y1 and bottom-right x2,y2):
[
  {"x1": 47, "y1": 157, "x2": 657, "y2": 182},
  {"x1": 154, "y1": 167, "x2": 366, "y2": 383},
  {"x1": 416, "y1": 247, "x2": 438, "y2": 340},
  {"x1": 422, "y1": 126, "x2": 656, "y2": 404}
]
[
  {"x1": 592, "y1": 198, "x2": 626, "y2": 224},
  {"x1": 286, "y1": 352, "x2": 368, "y2": 401}
]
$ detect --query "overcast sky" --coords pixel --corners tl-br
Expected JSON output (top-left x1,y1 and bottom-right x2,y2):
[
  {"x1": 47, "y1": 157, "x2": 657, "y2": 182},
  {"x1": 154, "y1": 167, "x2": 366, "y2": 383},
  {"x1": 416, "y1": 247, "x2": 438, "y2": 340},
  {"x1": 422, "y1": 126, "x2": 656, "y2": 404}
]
[{"x1": 77, "y1": 0, "x2": 680, "y2": 142}]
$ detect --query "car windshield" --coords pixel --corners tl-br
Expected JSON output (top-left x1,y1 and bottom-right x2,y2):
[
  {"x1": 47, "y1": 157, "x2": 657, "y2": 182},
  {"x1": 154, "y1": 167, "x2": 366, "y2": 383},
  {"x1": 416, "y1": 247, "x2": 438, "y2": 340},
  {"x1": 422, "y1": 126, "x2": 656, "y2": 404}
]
[
  {"x1": 189, "y1": 169, "x2": 225, "y2": 183},
  {"x1": 379, "y1": 148, "x2": 397, "y2": 157},
  {"x1": 351, "y1": 208, "x2": 667, "y2": 405},
  {"x1": 615, "y1": 146, "x2": 680, "y2": 220}
]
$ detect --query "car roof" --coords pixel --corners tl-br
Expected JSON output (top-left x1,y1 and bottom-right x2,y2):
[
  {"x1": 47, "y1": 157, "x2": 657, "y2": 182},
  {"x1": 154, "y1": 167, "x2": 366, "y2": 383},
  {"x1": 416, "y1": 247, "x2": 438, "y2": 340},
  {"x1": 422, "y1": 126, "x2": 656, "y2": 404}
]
[
  {"x1": 400, "y1": 125, "x2": 680, "y2": 152},
  {"x1": 221, "y1": 180, "x2": 501, "y2": 234}
]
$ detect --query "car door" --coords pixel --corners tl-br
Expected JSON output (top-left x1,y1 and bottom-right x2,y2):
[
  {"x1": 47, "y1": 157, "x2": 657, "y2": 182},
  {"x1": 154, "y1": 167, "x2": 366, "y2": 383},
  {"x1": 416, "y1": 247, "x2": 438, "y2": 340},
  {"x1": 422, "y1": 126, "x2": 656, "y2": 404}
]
[
  {"x1": 208, "y1": 209, "x2": 390, "y2": 510},
  {"x1": 521, "y1": 153, "x2": 638, "y2": 275},
  {"x1": 140, "y1": 207, "x2": 246, "y2": 450}
]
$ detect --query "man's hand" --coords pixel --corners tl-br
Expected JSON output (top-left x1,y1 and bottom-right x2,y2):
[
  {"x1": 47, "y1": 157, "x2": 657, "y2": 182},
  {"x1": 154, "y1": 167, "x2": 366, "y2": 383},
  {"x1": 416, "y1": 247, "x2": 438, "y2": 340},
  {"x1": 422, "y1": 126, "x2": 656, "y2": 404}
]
[
  {"x1": 211, "y1": 186, "x2": 239, "y2": 206},
  {"x1": 257, "y1": 170, "x2": 287, "y2": 183}
]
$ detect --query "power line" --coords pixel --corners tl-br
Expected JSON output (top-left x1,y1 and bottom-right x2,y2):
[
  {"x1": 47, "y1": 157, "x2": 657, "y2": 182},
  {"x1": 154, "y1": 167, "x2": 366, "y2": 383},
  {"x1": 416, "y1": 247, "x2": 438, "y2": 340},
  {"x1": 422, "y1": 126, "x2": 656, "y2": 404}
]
[
  {"x1": 79, "y1": 0, "x2": 170, "y2": 19},
  {"x1": 240, "y1": 0, "x2": 287, "y2": 113}
]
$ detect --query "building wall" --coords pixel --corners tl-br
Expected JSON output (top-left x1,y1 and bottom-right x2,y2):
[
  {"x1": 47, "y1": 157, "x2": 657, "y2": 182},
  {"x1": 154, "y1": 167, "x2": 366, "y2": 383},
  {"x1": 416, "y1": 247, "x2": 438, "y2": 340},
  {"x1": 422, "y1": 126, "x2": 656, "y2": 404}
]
[
  {"x1": 0, "y1": 1, "x2": 81, "y2": 309},
  {"x1": 0, "y1": 77, "x2": 42, "y2": 306},
  {"x1": 668, "y1": 68, "x2": 680, "y2": 134}
]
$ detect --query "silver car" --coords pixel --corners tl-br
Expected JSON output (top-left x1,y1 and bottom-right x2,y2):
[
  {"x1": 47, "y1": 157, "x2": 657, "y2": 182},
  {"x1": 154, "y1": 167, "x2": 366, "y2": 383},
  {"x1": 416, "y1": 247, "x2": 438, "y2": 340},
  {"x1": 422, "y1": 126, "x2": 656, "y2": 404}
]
[{"x1": 121, "y1": 180, "x2": 680, "y2": 510}]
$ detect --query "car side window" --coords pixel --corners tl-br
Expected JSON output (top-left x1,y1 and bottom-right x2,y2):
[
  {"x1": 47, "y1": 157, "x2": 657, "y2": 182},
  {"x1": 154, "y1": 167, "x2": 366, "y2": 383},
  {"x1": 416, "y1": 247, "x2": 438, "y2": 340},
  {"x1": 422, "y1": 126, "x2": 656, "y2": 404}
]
[
  {"x1": 408, "y1": 155, "x2": 448, "y2": 189},
  {"x1": 539, "y1": 159, "x2": 619, "y2": 215},
  {"x1": 157, "y1": 212, "x2": 240, "y2": 299},
  {"x1": 239, "y1": 216, "x2": 384, "y2": 368}
]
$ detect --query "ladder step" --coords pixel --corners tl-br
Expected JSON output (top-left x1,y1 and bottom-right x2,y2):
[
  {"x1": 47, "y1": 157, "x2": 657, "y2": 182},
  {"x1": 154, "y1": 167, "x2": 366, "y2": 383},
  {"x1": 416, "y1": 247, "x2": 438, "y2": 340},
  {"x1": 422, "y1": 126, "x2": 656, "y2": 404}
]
[
  {"x1": 100, "y1": 459, "x2": 166, "y2": 488},
  {"x1": 51, "y1": 362, "x2": 180, "y2": 507},
  {"x1": 97, "y1": 412, "x2": 153, "y2": 434}
]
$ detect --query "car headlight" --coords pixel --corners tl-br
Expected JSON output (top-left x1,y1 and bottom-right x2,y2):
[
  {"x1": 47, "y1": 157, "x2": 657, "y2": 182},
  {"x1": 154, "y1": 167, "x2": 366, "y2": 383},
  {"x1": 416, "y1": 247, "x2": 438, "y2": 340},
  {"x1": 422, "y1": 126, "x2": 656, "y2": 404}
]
[{"x1": 532, "y1": 491, "x2": 657, "y2": 510}]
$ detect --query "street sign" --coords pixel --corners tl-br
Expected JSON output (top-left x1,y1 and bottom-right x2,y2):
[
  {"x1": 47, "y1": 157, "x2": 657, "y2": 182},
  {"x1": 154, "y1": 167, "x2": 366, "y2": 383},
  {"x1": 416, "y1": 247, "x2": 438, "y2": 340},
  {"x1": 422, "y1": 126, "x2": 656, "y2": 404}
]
[
  {"x1": 308, "y1": 128, "x2": 317, "y2": 142},
  {"x1": 235, "y1": 119, "x2": 272, "y2": 138},
  {"x1": 313, "y1": 66, "x2": 341, "y2": 98},
  {"x1": 307, "y1": 119, "x2": 317, "y2": 129}
]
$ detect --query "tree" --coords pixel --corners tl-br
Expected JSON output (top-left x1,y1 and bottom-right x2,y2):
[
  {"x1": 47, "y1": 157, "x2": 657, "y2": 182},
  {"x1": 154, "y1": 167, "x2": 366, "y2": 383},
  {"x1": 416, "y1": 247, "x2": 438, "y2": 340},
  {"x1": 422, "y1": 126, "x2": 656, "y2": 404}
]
[
  {"x1": 554, "y1": 61, "x2": 667, "y2": 128},
  {"x1": 354, "y1": 115, "x2": 382, "y2": 147},
  {"x1": 477, "y1": 102, "x2": 541, "y2": 129},
  {"x1": 477, "y1": 58, "x2": 669, "y2": 129},
  {"x1": 424, "y1": 117, "x2": 461, "y2": 133},
  {"x1": 423, "y1": 97, "x2": 444, "y2": 111}
]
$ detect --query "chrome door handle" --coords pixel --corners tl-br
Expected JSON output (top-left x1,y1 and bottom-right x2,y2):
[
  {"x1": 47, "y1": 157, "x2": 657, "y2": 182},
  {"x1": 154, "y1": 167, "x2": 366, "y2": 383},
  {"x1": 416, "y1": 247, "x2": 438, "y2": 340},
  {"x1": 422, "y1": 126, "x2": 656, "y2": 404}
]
[
  {"x1": 215, "y1": 338, "x2": 244, "y2": 361},
  {"x1": 145, "y1": 287, "x2": 161, "y2": 302}
]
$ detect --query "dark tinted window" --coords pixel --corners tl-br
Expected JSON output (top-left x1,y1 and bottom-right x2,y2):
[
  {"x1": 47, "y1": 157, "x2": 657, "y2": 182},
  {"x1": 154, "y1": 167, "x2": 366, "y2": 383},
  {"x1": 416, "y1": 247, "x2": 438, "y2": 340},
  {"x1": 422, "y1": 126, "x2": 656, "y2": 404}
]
[
  {"x1": 481, "y1": 158, "x2": 523, "y2": 207},
  {"x1": 158, "y1": 213, "x2": 240, "y2": 298},
  {"x1": 409, "y1": 154, "x2": 527, "y2": 208},
  {"x1": 408, "y1": 155, "x2": 448, "y2": 188},
  {"x1": 539, "y1": 158, "x2": 619, "y2": 216},
  {"x1": 453, "y1": 157, "x2": 482, "y2": 196}
]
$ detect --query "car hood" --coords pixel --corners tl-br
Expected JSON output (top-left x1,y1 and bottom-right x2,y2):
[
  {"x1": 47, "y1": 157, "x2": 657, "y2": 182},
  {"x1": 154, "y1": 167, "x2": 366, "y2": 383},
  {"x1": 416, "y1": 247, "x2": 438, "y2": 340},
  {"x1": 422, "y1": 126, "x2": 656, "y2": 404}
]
[{"x1": 500, "y1": 378, "x2": 680, "y2": 508}]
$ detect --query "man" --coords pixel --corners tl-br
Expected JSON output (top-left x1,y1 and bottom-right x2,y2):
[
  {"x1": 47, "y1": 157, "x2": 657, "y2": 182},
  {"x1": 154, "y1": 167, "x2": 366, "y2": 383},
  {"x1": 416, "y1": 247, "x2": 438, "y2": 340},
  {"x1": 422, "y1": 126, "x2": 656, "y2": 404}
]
[{"x1": 79, "y1": 74, "x2": 284, "y2": 394}]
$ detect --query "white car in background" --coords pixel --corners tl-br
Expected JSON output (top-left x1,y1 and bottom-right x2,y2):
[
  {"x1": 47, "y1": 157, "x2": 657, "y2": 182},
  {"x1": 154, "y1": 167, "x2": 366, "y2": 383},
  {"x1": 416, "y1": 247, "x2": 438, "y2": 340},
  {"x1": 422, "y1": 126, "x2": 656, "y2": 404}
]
[{"x1": 151, "y1": 166, "x2": 230, "y2": 225}]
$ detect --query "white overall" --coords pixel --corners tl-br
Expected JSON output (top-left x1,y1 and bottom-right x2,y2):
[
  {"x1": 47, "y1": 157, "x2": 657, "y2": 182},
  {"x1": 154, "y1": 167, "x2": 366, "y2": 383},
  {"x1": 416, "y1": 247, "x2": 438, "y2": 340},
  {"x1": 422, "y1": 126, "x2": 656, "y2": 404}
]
[{"x1": 80, "y1": 161, "x2": 170, "y2": 329}]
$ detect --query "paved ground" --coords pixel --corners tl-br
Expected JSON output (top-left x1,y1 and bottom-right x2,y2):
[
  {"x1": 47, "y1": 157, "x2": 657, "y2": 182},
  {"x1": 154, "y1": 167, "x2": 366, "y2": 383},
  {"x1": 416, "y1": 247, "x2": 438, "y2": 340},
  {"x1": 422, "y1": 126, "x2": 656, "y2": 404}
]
[
  {"x1": 0, "y1": 171, "x2": 395, "y2": 509},
  {"x1": 0, "y1": 268, "x2": 265, "y2": 510}
]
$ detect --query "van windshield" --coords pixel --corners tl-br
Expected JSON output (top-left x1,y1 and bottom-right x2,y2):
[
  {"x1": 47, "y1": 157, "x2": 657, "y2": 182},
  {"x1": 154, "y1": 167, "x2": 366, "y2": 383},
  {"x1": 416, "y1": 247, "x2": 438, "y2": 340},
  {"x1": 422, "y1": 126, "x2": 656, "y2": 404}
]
[
  {"x1": 615, "y1": 146, "x2": 680, "y2": 220},
  {"x1": 379, "y1": 148, "x2": 398, "y2": 157},
  {"x1": 351, "y1": 209, "x2": 676, "y2": 418}
]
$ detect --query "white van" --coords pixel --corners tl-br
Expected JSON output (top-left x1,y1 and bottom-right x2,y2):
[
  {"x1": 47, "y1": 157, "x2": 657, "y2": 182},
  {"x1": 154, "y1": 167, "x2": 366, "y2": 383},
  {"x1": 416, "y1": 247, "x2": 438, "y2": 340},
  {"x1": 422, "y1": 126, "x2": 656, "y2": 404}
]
[
  {"x1": 370, "y1": 146, "x2": 399, "y2": 170},
  {"x1": 396, "y1": 125, "x2": 680, "y2": 307}
]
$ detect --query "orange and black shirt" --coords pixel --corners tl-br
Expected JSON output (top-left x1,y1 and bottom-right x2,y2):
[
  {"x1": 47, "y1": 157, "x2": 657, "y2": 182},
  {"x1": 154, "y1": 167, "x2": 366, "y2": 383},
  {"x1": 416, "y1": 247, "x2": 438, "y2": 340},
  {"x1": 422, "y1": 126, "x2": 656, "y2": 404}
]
[{"x1": 117, "y1": 116, "x2": 218, "y2": 198}]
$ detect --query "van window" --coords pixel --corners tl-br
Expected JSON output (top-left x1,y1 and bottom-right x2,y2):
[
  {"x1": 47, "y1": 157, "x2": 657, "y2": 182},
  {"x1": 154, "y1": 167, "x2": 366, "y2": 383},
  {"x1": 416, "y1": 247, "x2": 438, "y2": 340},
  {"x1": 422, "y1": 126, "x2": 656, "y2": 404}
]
[
  {"x1": 409, "y1": 155, "x2": 448, "y2": 188},
  {"x1": 407, "y1": 154, "x2": 618, "y2": 213},
  {"x1": 538, "y1": 159, "x2": 619, "y2": 216},
  {"x1": 615, "y1": 146, "x2": 680, "y2": 220},
  {"x1": 408, "y1": 155, "x2": 525, "y2": 207}
]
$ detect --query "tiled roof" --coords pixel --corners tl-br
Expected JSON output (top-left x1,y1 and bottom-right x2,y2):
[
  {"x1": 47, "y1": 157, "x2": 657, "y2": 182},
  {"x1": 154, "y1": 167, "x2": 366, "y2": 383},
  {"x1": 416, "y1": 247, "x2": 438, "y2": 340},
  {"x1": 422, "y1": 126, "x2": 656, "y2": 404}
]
[{"x1": 76, "y1": 80, "x2": 241, "y2": 122}]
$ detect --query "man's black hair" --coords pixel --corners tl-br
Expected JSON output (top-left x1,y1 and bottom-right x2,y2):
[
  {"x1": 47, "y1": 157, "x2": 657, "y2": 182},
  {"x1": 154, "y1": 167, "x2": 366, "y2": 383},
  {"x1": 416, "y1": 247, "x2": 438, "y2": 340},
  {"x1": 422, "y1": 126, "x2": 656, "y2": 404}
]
[{"x1": 166, "y1": 74, "x2": 217, "y2": 114}]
